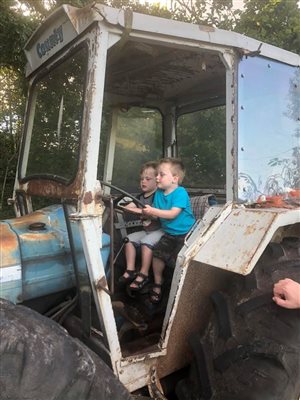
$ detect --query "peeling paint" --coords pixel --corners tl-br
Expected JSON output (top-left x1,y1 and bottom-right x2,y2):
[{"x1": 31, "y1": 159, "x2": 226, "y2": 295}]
[
  {"x1": 96, "y1": 276, "x2": 107, "y2": 290},
  {"x1": 0, "y1": 224, "x2": 20, "y2": 267}
]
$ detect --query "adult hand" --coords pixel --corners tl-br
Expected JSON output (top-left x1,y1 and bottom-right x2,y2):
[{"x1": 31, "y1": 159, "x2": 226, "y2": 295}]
[{"x1": 273, "y1": 278, "x2": 300, "y2": 309}]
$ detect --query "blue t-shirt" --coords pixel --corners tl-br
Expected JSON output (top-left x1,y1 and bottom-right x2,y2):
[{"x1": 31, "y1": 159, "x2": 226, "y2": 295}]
[{"x1": 153, "y1": 187, "x2": 196, "y2": 235}]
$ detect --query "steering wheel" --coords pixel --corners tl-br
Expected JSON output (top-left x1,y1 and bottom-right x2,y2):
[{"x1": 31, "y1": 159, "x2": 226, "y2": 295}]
[{"x1": 100, "y1": 181, "x2": 145, "y2": 211}]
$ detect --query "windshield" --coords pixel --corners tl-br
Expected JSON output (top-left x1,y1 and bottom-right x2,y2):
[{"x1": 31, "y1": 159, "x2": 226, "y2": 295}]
[
  {"x1": 20, "y1": 45, "x2": 87, "y2": 183},
  {"x1": 98, "y1": 106, "x2": 162, "y2": 193}
]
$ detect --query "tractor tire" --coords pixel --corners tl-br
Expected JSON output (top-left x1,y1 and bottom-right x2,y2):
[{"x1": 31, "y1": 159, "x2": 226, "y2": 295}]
[
  {"x1": 0, "y1": 298, "x2": 132, "y2": 400},
  {"x1": 176, "y1": 239, "x2": 300, "y2": 400}
]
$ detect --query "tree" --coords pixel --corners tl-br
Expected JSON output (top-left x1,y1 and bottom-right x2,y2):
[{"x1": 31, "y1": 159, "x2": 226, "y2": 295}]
[
  {"x1": 0, "y1": 67, "x2": 25, "y2": 217},
  {"x1": 170, "y1": 0, "x2": 300, "y2": 53},
  {"x1": 0, "y1": 0, "x2": 172, "y2": 218},
  {"x1": 0, "y1": 0, "x2": 38, "y2": 73},
  {"x1": 0, "y1": 0, "x2": 299, "y2": 218},
  {"x1": 235, "y1": 0, "x2": 300, "y2": 53},
  {"x1": 170, "y1": 0, "x2": 241, "y2": 29},
  {"x1": 0, "y1": 0, "x2": 40, "y2": 217}
]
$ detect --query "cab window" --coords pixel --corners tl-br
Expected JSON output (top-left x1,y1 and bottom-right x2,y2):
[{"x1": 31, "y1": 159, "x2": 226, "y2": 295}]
[
  {"x1": 177, "y1": 106, "x2": 226, "y2": 190},
  {"x1": 98, "y1": 107, "x2": 162, "y2": 193}
]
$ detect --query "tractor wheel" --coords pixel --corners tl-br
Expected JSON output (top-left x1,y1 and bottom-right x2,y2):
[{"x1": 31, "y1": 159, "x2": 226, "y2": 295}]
[
  {"x1": 176, "y1": 239, "x2": 300, "y2": 400},
  {"x1": 0, "y1": 298, "x2": 132, "y2": 400}
]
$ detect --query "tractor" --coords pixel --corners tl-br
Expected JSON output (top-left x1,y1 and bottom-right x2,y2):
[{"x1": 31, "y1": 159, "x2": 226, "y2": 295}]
[{"x1": 1, "y1": 3, "x2": 299, "y2": 399}]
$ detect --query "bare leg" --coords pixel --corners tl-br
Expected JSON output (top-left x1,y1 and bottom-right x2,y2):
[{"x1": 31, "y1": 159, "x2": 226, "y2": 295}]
[
  {"x1": 149, "y1": 257, "x2": 165, "y2": 302},
  {"x1": 152, "y1": 257, "x2": 165, "y2": 284},
  {"x1": 122, "y1": 242, "x2": 136, "y2": 278},
  {"x1": 152, "y1": 257, "x2": 165, "y2": 285},
  {"x1": 140, "y1": 246, "x2": 153, "y2": 275},
  {"x1": 130, "y1": 245, "x2": 152, "y2": 289}
]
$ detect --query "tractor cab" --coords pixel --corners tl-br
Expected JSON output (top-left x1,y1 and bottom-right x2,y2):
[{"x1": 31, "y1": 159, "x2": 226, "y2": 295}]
[{"x1": 6, "y1": 3, "x2": 300, "y2": 394}]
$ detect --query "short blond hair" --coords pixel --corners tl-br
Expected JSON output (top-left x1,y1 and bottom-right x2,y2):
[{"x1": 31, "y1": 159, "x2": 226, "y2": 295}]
[
  {"x1": 159, "y1": 158, "x2": 185, "y2": 184},
  {"x1": 140, "y1": 161, "x2": 158, "y2": 175}
]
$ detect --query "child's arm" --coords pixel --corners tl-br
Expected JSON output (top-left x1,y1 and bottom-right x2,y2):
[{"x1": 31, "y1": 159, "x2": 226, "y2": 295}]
[
  {"x1": 119, "y1": 203, "x2": 143, "y2": 214},
  {"x1": 142, "y1": 204, "x2": 181, "y2": 220}
]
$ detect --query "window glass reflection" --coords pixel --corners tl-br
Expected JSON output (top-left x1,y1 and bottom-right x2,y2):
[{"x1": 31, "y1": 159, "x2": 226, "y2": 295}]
[
  {"x1": 177, "y1": 106, "x2": 226, "y2": 190},
  {"x1": 97, "y1": 106, "x2": 162, "y2": 193},
  {"x1": 238, "y1": 57, "x2": 300, "y2": 203},
  {"x1": 24, "y1": 46, "x2": 87, "y2": 182}
]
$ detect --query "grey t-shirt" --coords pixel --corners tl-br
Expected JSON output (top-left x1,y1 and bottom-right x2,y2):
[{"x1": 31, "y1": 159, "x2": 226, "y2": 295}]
[{"x1": 138, "y1": 192, "x2": 160, "y2": 232}]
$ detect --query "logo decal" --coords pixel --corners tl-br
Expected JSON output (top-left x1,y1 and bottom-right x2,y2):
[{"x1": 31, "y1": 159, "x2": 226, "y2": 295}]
[{"x1": 36, "y1": 25, "x2": 63, "y2": 58}]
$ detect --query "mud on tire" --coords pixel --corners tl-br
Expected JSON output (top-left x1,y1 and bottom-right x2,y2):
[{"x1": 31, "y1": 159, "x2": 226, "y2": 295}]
[
  {"x1": 176, "y1": 239, "x2": 300, "y2": 400},
  {"x1": 0, "y1": 299, "x2": 132, "y2": 400}
]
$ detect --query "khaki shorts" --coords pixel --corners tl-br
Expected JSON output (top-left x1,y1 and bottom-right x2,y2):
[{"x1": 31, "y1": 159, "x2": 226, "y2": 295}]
[{"x1": 127, "y1": 229, "x2": 164, "y2": 249}]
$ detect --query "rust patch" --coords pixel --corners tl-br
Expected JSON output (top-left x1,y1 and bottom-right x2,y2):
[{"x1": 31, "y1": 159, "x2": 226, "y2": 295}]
[
  {"x1": 94, "y1": 192, "x2": 103, "y2": 205},
  {"x1": 96, "y1": 276, "x2": 107, "y2": 289},
  {"x1": 198, "y1": 24, "x2": 215, "y2": 32},
  {"x1": 0, "y1": 224, "x2": 18, "y2": 252},
  {"x1": 244, "y1": 224, "x2": 256, "y2": 235},
  {"x1": 83, "y1": 191, "x2": 93, "y2": 205},
  {"x1": 25, "y1": 160, "x2": 85, "y2": 200},
  {"x1": 0, "y1": 224, "x2": 20, "y2": 266},
  {"x1": 8, "y1": 212, "x2": 46, "y2": 227},
  {"x1": 20, "y1": 232, "x2": 56, "y2": 241},
  {"x1": 68, "y1": 3, "x2": 94, "y2": 33},
  {"x1": 26, "y1": 179, "x2": 81, "y2": 199}
]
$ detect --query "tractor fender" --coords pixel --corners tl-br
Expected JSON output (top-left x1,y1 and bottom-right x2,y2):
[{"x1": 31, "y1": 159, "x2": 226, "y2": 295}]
[{"x1": 189, "y1": 203, "x2": 300, "y2": 275}]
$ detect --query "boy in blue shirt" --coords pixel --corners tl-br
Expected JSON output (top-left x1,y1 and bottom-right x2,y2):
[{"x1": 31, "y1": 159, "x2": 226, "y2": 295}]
[{"x1": 142, "y1": 158, "x2": 195, "y2": 303}]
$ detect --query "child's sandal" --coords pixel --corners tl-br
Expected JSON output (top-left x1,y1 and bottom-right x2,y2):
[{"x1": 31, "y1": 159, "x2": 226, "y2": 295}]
[
  {"x1": 118, "y1": 269, "x2": 137, "y2": 284},
  {"x1": 149, "y1": 283, "x2": 163, "y2": 304},
  {"x1": 130, "y1": 272, "x2": 149, "y2": 291}
]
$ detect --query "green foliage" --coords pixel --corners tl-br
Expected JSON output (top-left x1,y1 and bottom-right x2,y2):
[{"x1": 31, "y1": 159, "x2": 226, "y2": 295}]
[
  {"x1": 170, "y1": 0, "x2": 300, "y2": 52},
  {"x1": 0, "y1": 0, "x2": 38, "y2": 73},
  {"x1": 235, "y1": 0, "x2": 300, "y2": 53},
  {"x1": 103, "y1": 0, "x2": 172, "y2": 18},
  {"x1": 0, "y1": 0, "x2": 299, "y2": 219},
  {"x1": 177, "y1": 107, "x2": 226, "y2": 189},
  {"x1": 171, "y1": 0, "x2": 240, "y2": 29},
  {"x1": 0, "y1": 67, "x2": 25, "y2": 218}
]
